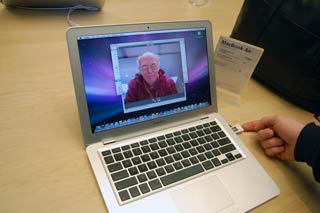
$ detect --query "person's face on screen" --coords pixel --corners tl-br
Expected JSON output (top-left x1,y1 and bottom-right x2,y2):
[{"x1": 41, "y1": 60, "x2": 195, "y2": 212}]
[{"x1": 139, "y1": 56, "x2": 159, "y2": 86}]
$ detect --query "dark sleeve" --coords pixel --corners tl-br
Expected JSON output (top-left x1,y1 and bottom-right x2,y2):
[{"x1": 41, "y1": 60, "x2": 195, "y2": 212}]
[{"x1": 294, "y1": 122, "x2": 320, "y2": 182}]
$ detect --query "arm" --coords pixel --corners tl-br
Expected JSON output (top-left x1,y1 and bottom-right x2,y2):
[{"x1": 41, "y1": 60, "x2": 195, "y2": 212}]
[{"x1": 295, "y1": 123, "x2": 320, "y2": 182}]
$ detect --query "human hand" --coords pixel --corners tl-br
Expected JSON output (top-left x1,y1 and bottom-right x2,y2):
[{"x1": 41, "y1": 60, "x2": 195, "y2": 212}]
[{"x1": 241, "y1": 115, "x2": 304, "y2": 161}]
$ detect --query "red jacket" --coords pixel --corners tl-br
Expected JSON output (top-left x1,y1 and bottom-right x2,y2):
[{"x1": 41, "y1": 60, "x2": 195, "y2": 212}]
[{"x1": 125, "y1": 69, "x2": 178, "y2": 103}]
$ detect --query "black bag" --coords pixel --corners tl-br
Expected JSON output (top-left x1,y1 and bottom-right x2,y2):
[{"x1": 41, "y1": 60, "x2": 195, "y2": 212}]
[{"x1": 230, "y1": 0, "x2": 320, "y2": 114}]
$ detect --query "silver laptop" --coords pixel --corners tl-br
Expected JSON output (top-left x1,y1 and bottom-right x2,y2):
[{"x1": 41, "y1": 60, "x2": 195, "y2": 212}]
[
  {"x1": 66, "y1": 20, "x2": 279, "y2": 213},
  {"x1": 1, "y1": 0, "x2": 105, "y2": 9}
]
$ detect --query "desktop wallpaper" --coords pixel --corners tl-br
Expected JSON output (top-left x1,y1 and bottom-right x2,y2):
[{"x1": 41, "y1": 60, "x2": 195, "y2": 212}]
[{"x1": 77, "y1": 29, "x2": 211, "y2": 133}]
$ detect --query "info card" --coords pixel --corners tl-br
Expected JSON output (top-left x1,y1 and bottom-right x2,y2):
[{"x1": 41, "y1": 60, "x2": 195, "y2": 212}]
[{"x1": 214, "y1": 36, "x2": 264, "y2": 101}]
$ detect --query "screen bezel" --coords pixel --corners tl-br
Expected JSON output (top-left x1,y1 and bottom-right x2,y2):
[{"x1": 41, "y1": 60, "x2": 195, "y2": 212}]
[{"x1": 66, "y1": 20, "x2": 217, "y2": 146}]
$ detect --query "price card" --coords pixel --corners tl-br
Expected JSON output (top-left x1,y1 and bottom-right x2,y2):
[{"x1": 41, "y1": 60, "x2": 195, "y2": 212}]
[{"x1": 214, "y1": 36, "x2": 264, "y2": 96}]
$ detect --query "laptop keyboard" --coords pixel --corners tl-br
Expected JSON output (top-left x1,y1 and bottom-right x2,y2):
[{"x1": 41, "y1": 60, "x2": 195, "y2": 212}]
[{"x1": 100, "y1": 121, "x2": 244, "y2": 204}]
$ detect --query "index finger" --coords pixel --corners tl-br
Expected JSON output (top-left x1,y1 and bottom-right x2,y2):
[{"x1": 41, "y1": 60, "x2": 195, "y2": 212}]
[{"x1": 241, "y1": 120, "x2": 267, "y2": 132}]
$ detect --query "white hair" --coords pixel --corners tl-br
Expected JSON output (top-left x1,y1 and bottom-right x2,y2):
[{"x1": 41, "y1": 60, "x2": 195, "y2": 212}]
[{"x1": 137, "y1": 52, "x2": 160, "y2": 66}]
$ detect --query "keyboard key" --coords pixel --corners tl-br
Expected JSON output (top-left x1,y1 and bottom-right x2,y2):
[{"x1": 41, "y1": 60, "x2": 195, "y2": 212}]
[
  {"x1": 226, "y1": 153, "x2": 235, "y2": 161},
  {"x1": 159, "y1": 141, "x2": 168, "y2": 148},
  {"x1": 104, "y1": 155, "x2": 114, "y2": 164},
  {"x1": 149, "y1": 138, "x2": 157, "y2": 143},
  {"x1": 141, "y1": 154, "x2": 151, "y2": 162},
  {"x1": 123, "y1": 151, "x2": 133, "y2": 158},
  {"x1": 196, "y1": 146, "x2": 205, "y2": 153},
  {"x1": 166, "y1": 138, "x2": 175, "y2": 145},
  {"x1": 158, "y1": 149, "x2": 168, "y2": 157},
  {"x1": 197, "y1": 137, "x2": 206, "y2": 144},
  {"x1": 218, "y1": 131, "x2": 226, "y2": 138},
  {"x1": 181, "y1": 150, "x2": 190, "y2": 158},
  {"x1": 122, "y1": 159, "x2": 132, "y2": 168},
  {"x1": 150, "y1": 151, "x2": 160, "y2": 159},
  {"x1": 139, "y1": 183, "x2": 151, "y2": 194},
  {"x1": 147, "y1": 161, "x2": 157, "y2": 170},
  {"x1": 181, "y1": 159, "x2": 191, "y2": 167},
  {"x1": 132, "y1": 157, "x2": 142, "y2": 165},
  {"x1": 189, "y1": 156, "x2": 199, "y2": 164},
  {"x1": 156, "y1": 168, "x2": 166, "y2": 176},
  {"x1": 156, "y1": 158, "x2": 166, "y2": 167},
  {"x1": 174, "y1": 136, "x2": 183, "y2": 143},
  {"x1": 147, "y1": 171, "x2": 157, "y2": 179},
  {"x1": 112, "y1": 147, "x2": 121, "y2": 153},
  {"x1": 128, "y1": 167, "x2": 139, "y2": 176},
  {"x1": 164, "y1": 156, "x2": 174, "y2": 164},
  {"x1": 141, "y1": 145, "x2": 151, "y2": 153},
  {"x1": 211, "y1": 158, "x2": 222, "y2": 167},
  {"x1": 121, "y1": 145, "x2": 130, "y2": 151},
  {"x1": 219, "y1": 144, "x2": 236, "y2": 154},
  {"x1": 165, "y1": 133, "x2": 174, "y2": 138},
  {"x1": 196, "y1": 130, "x2": 205, "y2": 136},
  {"x1": 137, "y1": 174, "x2": 148, "y2": 183},
  {"x1": 149, "y1": 179, "x2": 162, "y2": 190},
  {"x1": 166, "y1": 147, "x2": 176, "y2": 154},
  {"x1": 131, "y1": 142, "x2": 140, "y2": 148},
  {"x1": 150, "y1": 143, "x2": 160, "y2": 151},
  {"x1": 212, "y1": 149, "x2": 221, "y2": 156},
  {"x1": 173, "y1": 153, "x2": 182, "y2": 161},
  {"x1": 157, "y1": 135, "x2": 166, "y2": 141},
  {"x1": 189, "y1": 148, "x2": 198, "y2": 156},
  {"x1": 211, "y1": 133, "x2": 219, "y2": 140},
  {"x1": 119, "y1": 190, "x2": 130, "y2": 201},
  {"x1": 173, "y1": 131, "x2": 181, "y2": 136},
  {"x1": 182, "y1": 134, "x2": 191, "y2": 141},
  {"x1": 210, "y1": 125, "x2": 221, "y2": 132},
  {"x1": 108, "y1": 162, "x2": 123, "y2": 173},
  {"x1": 174, "y1": 144, "x2": 183, "y2": 152},
  {"x1": 189, "y1": 132, "x2": 198, "y2": 139},
  {"x1": 114, "y1": 153, "x2": 124, "y2": 161},
  {"x1": 204, "y1": 135, "x2": 213, "y2": 142},
  {"x1": 203, "y1": 128, "x2": 211, "y2": 134},
  {"x1": 221, "y1": 159, "x2": 228, "y2": 164},
  {"x1": 197, "y1": 154, "x2": 206, "y2": 162},
  {"x1": 138, "y1": 164, "x2": 148, "y2": 173},
  {"x1": 111, "y1": 170, "x2": 129, "y2": 181},
  {"x1": 133, "y1": 148, "x2": 142, "y2": 156},
  {"x1": 218, "y1": 138, "x2": 231, "y2": 146},
  {"x1": 196, "y1": 124, "x2": 203, "y2": 129},
  {"x1": 235, "y1": 153, "x2": 242, "y2": 159},
  {"x1": 164, "y1": 165, "x2": 175, "y2": 173},
  {"x1": 115, "y1": 176, "x2": 138, "y2": 190},
  {"x1": 140, "y1": 140, "x2": 148, "y2": 146},
  {"x1": 181, "y1": 129, "x2": 189, "y2": 134},
  {"x1": 204, "y1": 151, "x2": 214, "y2": 159},
  {"x1": 211, "y1": 141, "x2": 219, "y2": 148},
  {"x1": 182, "y1": 142, "x2": 191, "y2": 149},
  {"x1": 202, "y1": 160, "x2": 214, "y2": 170},
  {"x1": 129, "y1": 186, "x2": 141, "y2": 198},
  {"x1": 102, "y1": 150, "x2": 111, "y2": 156},
  {"x1": 173, "y1": 162, "x2": 183, "y2": 170},
  {"x1": 160, "y1": 164, "x2": 204, "y2": 186}
]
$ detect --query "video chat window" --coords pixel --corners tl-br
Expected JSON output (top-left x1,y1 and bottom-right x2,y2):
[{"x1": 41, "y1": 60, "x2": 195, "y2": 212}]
[{"x1": 111, "y1": 38, "x2": 188, "y2": 113}]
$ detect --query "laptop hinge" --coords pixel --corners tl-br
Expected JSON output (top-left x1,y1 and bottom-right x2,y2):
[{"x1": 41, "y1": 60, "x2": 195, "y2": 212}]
[{"x1": 102, "y1": 139, "x2": 116, "y2": 145}]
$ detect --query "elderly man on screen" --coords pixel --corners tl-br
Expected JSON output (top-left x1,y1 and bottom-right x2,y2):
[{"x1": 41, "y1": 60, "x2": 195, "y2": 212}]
[{"x1": 124, "y1": 52, "x2": 178, "y2": 103}]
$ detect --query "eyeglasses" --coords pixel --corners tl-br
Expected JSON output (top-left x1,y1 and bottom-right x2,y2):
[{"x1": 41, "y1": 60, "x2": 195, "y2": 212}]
[{"x1": 314, "y1": 113, "x2": 320, "y2": 123}]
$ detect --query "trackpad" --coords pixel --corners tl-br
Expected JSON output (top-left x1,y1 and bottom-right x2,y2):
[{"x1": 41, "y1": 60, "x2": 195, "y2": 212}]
[{"x1": 170, "y1": 175, "x2": 238, "y2": 213}]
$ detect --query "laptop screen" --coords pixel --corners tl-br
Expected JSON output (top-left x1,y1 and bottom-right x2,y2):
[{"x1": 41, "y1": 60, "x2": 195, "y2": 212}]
[{"x1": 77, "y1": 27, "x2": 211, "y2": 133}]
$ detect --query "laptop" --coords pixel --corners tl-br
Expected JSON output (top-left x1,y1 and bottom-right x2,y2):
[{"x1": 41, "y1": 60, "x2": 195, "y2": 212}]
[
  {"x1": 1, "y1": 0, "x2": 105, "y2": 9},
  {"x1": 66, "y1": 20, "x2": 279, "y2": 213}
]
